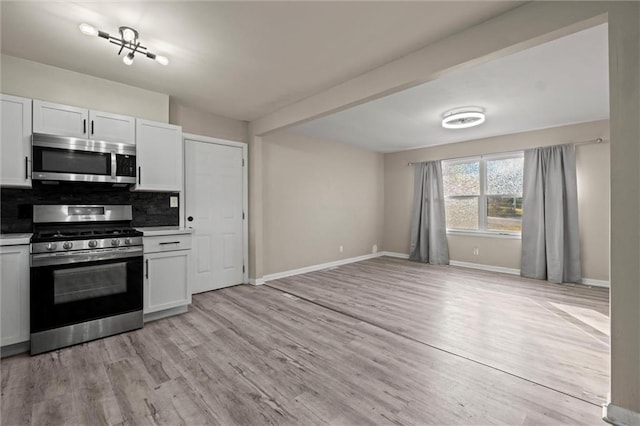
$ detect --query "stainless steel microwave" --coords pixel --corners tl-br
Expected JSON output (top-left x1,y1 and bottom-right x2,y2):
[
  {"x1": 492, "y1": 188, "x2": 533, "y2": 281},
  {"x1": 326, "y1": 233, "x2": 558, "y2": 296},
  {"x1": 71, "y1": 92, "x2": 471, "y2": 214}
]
[{"x1": 32, "y1": 133, "x2": 136, "y2": 184}]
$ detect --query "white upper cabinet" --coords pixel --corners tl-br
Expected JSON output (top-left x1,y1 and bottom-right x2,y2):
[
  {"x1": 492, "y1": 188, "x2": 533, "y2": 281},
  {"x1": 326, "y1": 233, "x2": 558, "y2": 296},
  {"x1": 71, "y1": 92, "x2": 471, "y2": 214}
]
[
  {"x1": 33, "y1": 100, "x2": 135, "y2": 144},
  {"x1": 135, "y1": 119, "x2": 182, "y2": 192},
  {"x1": 89, "y1": 110, "x2": 135, "y2": 144},
  {"x1": 1, "y1": 94, "x2": 32, "y2": 188},
  {"x1": 33, "y1": 100, "x2": 88, "y2": 138}
]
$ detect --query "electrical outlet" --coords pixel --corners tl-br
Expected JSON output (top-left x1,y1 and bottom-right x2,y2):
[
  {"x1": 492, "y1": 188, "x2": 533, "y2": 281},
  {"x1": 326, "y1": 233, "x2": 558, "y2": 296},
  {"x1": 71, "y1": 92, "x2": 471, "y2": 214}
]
[
  {"x1": 170, "y1": 196, "x2": 179, "y2": 208},
  {"x1": 339, "y1": 245, "x2": 344, "y2": 253},
  {"x1": 473, "y1": 247, "x2": 479, "y2": 256},
  {"x1": 372, "y1": 244, "x2": 378, "y2": 253}
]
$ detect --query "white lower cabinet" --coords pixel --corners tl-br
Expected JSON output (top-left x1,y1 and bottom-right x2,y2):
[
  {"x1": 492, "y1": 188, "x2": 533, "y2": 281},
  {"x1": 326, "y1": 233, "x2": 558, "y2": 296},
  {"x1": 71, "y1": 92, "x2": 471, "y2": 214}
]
[
  {"x1": 143, "y1": 234, "x2": 192, "y2": 317},
  {"x1": 0, "y1": 244, "x2": 30, "y2": 347}
]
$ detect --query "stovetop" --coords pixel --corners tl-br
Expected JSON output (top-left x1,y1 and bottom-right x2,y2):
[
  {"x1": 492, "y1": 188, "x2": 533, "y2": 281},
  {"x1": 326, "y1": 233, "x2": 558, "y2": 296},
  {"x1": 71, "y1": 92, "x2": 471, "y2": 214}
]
[
  {"x1": 32, "y1": 227, "x2": 142, "y2": 242},
  {"x1": 30, "y1": 204, "x2": 144, "y2": 254},
  {"x1": 30, "y1": 227, "x2": 144, "y2": 255}
]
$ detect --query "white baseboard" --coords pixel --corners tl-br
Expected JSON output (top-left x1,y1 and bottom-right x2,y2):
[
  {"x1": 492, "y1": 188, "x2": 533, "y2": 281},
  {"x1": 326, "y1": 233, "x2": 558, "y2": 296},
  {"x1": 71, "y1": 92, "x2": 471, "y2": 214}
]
[
  {"x1": 253, "y1": 252, "x2": 610, "y2": 288},
  {"x1": 603, "y1": 402, "x2": 640, "y2": 426},
  {"x1": 442, "y1": 260, "x2": 610, "y2": 288},
  {"x1": 580, "y1": 277, "x2": 610, "y2": 288},
  {"x1": 262, "y1": 252, "x2": 385, "y2": 282},
  {"x1": 449, "y1": 260, "x2": 521, "y2": 276},
  {"x1": 1, "y1": 341, "x2": 29, "y2": 358},
  {"x1": 143, "y1": 305, "x2": 188, "y2": 323},
  {"x1": 380, "y1": 251, "x2": 410, "y2": 259}
]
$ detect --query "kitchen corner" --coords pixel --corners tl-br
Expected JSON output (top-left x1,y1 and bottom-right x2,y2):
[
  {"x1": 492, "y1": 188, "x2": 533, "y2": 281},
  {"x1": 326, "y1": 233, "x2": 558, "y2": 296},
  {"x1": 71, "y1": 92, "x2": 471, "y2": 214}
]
[
  {"x1": 1, "y1": 86, "x2": 246, "y2": 359},
  {"x1": 0, "y1": 93, "x2": 192, "y2": 357}
]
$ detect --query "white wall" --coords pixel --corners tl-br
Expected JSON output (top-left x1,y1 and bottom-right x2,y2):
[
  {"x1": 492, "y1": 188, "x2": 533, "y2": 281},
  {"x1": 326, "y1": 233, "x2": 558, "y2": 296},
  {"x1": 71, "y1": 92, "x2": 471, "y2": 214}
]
[
  {"x1": 262, "y1": 130, "x2": 384, "y2": 275},
  {"x1": 608, "y1": 3, "x2": 640, "y2": 415},
  {"x1": 169, "y1": 101, "x2": 249, "y2": 143},
  {"x1": 1, "y1": 55, "x2": 168, "y2": 122}
]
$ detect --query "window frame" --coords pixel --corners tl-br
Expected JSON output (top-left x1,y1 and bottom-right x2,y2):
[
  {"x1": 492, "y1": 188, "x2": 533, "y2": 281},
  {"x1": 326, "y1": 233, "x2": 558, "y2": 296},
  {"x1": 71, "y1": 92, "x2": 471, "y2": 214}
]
[{"x1": 442, "y1": 151, "x2": 524, "y2": 237}]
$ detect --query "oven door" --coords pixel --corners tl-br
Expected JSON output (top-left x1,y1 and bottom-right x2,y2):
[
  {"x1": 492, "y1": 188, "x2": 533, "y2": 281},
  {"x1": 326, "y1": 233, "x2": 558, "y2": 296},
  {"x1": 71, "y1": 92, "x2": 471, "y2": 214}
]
[{"x1": 30, "y1": 251, "x2": 143, "y2": 335}]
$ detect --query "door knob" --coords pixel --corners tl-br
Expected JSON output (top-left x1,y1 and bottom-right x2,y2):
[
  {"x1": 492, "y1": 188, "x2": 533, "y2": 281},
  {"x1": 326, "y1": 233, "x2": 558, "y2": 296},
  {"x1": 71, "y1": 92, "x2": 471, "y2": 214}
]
[{"x1": 187, "y1": 216, "x2": 194, "y2": 222}]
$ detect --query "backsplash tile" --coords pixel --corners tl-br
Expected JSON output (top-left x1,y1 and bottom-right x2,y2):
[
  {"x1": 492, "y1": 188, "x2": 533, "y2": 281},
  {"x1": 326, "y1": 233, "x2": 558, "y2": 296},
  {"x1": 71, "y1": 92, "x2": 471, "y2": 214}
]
[{"x1": 1, "y1": 183, "x2": 179, "y2": 233}]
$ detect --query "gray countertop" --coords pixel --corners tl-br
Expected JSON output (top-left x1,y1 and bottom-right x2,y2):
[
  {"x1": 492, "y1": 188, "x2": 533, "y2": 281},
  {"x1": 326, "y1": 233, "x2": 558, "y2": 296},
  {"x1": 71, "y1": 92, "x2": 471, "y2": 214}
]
[
  {"x1": 0, "y1": 233, "x2": 32, "y2": 246},
  {"x1": 136, "y1": 227, "x2": 194, "y2": 236}
]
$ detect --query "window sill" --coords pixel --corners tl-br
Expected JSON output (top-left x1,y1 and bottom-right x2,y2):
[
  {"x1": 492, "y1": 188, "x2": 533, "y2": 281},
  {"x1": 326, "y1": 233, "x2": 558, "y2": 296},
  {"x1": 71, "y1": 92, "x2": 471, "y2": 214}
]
[{"x1": 446, "y1": 230, "x2": 521, "y2": 240}]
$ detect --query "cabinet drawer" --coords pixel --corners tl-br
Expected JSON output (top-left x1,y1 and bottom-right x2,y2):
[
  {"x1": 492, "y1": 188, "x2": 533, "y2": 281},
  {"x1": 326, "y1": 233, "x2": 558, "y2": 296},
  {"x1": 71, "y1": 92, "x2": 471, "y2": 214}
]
[{"x1": 144, "y1": 234, "x2": 192, "y2": 253}]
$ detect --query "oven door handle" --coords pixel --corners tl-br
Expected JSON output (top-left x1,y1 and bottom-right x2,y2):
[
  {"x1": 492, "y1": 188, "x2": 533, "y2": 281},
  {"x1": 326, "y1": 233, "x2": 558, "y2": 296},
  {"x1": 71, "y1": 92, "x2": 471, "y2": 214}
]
[{"x1": 30, "y1": 247, "x2": 143, "y2": 267}]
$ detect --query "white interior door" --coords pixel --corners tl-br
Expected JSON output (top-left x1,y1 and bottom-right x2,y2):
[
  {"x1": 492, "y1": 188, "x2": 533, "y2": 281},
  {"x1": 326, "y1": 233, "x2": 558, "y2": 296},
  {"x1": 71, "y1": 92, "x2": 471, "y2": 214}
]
[{"x1": 186, "y1": 140, "x2": 244, "y2": 293}]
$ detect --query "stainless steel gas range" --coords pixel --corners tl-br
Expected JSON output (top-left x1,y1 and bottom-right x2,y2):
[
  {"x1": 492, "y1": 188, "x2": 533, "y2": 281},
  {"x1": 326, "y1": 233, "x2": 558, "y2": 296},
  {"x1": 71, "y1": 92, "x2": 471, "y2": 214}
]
[{"x1": 29, "y1": 205, "x2": 143, "y2": 355}]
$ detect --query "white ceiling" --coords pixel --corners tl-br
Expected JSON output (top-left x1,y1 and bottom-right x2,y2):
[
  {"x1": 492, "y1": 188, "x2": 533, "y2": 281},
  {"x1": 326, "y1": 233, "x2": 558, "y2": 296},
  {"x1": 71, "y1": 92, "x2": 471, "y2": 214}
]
[
  {"x1": 292, "y1": 23, "x2": 610, "y2": 152},
  {"x1": 0, "y1": 1, "x2": 523, "y2": 122}
]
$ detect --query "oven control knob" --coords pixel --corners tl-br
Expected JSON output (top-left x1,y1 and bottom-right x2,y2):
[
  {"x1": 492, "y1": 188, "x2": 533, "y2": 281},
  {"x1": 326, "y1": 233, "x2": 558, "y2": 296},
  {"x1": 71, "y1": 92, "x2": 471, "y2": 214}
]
[
  {"x1": 124, "y1": 238, "x2": 132, "y2": 245},
  {"x1": 111, "y1": 239, "x2": 120, "y2": 247},
  {"x1": 45, "y1": 242, "x2": 57, "y2": 251},
  {"x1": 63, "y1": 242, "x2": 73, "y2": 250},
  {"x1": 88, "y1": 240, "x2": 98, "y2": 248}
]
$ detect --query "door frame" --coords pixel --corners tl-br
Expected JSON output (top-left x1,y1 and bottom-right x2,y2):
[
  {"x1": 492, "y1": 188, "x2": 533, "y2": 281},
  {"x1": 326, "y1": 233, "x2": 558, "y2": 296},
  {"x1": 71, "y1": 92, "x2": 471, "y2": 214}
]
[{"x1": 182, "y1": 133, "x2": 249, "y2": 285}]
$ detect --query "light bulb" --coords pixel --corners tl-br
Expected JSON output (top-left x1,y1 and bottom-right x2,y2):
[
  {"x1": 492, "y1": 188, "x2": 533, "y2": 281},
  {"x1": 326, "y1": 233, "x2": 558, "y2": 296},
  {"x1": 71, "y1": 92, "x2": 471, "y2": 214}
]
[
  {"x1": 155, "y1": 55, "x2": 169, "y2": 66},
  {"x1": 79, "y1": 23, "x2": 98, "y2": 37},
  {"x1": 123, "y1": 52, "x2": 135, "y2": 65},
  {"x1": 121, "y1": 27, "x2": 136, "y2": 42}
]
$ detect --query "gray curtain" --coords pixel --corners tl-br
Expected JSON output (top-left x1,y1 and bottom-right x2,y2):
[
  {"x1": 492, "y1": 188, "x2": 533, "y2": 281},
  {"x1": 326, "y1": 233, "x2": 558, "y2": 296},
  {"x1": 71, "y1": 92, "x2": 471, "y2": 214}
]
[
  {"x1": 521, "y1": 144, "x2": 581, "y2": 283},
  {"x1": 409, "y1": 161, "x2": 449, "y2": 264}
]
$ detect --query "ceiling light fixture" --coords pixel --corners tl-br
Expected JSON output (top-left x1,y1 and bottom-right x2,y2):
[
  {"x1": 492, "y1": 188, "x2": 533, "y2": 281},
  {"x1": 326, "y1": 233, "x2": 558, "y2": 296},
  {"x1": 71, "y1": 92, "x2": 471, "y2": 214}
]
[
  {"x1": 78, "y1": 23, "x2": 169, "y2": 66},
  {"x1": 441, "y1": 107, "x2": 486, "y2": 129}
]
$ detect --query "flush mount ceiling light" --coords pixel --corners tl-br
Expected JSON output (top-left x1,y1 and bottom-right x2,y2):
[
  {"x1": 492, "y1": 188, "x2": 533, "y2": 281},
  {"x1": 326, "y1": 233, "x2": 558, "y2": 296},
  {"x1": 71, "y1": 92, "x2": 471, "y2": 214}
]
[
  {"x1": 79, "y1": 23, "x2": 169, "y2": 66},
  {"x1": 441, "y1": 107, "x2": 486, "y2": 129}
]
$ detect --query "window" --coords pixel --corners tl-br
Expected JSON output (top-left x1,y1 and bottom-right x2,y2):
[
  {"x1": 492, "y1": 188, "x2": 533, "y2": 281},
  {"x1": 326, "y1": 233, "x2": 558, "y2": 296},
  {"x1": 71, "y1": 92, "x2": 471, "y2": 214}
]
[{"x1": 442, "y1": 153, "x2": 523, "y2": 234}]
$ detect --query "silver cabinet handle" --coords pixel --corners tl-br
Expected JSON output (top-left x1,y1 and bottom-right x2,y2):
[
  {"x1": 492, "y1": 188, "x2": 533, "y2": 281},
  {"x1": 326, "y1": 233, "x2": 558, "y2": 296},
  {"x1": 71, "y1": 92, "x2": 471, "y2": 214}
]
[{"x1": 145, "y1": 259, "x2": 149, "y2": 279}]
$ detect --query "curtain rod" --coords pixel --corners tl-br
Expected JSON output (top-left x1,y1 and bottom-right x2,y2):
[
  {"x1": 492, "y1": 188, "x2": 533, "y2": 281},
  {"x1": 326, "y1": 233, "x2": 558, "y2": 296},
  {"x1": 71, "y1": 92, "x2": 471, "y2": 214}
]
[{"x1": 407, "y1": 137, "x2": 606, "y2": 166}]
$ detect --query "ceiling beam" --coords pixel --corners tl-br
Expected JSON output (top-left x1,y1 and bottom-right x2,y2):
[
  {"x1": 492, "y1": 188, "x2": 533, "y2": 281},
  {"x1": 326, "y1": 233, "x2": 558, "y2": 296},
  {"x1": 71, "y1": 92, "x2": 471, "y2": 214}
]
[{"x1": 249, "y1": 2, "x2": 608, "y2": 137}]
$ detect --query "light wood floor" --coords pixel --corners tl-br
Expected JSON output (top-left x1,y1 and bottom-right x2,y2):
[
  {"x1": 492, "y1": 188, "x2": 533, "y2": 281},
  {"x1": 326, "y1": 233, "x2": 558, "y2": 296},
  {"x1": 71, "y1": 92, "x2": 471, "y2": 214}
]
[{"x1": 1, "y1": 257, "x2": 608, "y2": 425}]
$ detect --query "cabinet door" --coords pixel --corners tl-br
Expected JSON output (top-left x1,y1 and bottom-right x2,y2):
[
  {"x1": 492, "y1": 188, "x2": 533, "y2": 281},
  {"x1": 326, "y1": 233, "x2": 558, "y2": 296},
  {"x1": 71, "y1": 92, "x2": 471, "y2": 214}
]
[
  {"x1": 0, "y1": 245, "x2": 30, "y2": 346},
  {"x1": 144, "y1": 251, "x2": 191, "y2": 314},
  {"x1": 0, "y1": 94, "x2": 32, "y2": 188},
  {"x1": 89, "y1": 110, "x2": 135, "y2": 144},
  {"x1": 135, "y1": 119, "x2": 182, "y2": 191},
  {"x1": 33, "y1": 100, "x2": 88, "y2": 138}
]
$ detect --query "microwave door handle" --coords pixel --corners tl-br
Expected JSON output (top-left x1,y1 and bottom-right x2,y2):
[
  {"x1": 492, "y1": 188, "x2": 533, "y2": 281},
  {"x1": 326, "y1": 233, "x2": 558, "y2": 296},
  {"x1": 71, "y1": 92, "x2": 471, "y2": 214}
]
[{"x1": 111, "y1": 151, "x2": 117, "y2": 180}]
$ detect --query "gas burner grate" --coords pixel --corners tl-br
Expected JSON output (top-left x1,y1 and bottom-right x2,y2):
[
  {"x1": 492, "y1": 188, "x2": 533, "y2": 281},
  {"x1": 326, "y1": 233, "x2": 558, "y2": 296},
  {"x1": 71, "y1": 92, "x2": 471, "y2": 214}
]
[{"x1": 32, "y1": 228, "x2": 142, "y2": 242}]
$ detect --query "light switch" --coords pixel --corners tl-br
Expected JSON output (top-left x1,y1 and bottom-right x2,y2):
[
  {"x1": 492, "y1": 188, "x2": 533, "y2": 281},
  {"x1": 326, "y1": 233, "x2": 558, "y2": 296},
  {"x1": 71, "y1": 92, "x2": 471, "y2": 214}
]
[{"x1": 170, "y1": 196, "x2": 179, "y2": 208}]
